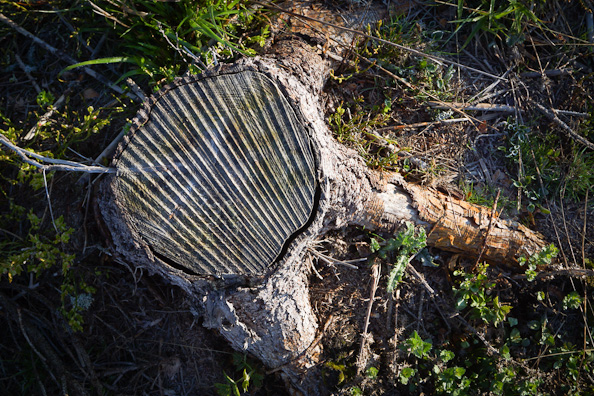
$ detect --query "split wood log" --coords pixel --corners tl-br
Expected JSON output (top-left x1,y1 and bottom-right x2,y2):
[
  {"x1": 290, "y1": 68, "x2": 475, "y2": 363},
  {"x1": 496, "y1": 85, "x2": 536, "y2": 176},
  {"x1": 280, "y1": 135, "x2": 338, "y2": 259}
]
[{"x1": 98, "y1": 32, "x2": 547, "y2": 396}]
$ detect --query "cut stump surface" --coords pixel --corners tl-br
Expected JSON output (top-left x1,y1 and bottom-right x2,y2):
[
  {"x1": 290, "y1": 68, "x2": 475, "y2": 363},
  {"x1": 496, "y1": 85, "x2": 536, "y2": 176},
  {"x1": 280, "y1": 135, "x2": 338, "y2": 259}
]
[{"x1": 99, "y1": 34, "x2": 548, "y2": 396}]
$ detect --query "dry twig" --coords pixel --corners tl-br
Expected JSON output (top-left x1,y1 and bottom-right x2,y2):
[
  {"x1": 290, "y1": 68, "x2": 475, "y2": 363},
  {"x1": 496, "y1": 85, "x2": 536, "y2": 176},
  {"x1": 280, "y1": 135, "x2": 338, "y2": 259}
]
[
  {"x1": 307, "y1": 247, "x2": 362, "y2": 269},
  {"x1": 428, "y1": 101, "x2": 516, "y2": 113},
  {"x1": 0, "y1": 134, "x2": 116, "y2": 174},
  {"x1": 14, "y1": 53, "x2": 41, "y2": 93},
  {"x1": 356, "y1": 262, "x2": 380, "y2": 374},
  {"x1": 377, "y1": 117, "x2": 472, "y2": 131},
  {"x1": 531, "y1": 100, "x2": 594, "y2": 150},
  {"x1": 511, "y1": 268, "x2": 594, "y2": 281},
  {"x1": 23, "y1": 91, "x2": 70, "y2": 141}
]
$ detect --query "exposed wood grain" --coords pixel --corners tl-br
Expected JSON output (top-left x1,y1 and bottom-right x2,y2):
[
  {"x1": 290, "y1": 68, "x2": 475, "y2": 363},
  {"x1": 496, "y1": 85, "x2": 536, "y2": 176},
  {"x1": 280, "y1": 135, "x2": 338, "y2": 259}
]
[{"x1": 105, "y1": 71, "x2": 316, "y2": 276}]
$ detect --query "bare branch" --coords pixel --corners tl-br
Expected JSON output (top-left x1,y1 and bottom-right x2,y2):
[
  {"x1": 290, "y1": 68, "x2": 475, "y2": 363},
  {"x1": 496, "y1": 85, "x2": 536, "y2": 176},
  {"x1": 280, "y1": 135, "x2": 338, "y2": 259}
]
[
  {"x1": 0, "y1": 134, "x2": 116, "y2": 174},
  {"x1": 531, "y1": 100, "x2": 594, "y2": 150},
  {"x1": 428, "y1": 101, "x2": 516, "y2": 113}
]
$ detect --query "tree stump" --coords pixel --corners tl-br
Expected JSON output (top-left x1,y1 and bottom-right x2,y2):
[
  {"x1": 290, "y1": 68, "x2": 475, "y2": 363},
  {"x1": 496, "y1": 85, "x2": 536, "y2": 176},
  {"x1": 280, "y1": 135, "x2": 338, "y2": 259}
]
[{"x1": 98, "y1": 25, "x2": 547, "y2": 396}]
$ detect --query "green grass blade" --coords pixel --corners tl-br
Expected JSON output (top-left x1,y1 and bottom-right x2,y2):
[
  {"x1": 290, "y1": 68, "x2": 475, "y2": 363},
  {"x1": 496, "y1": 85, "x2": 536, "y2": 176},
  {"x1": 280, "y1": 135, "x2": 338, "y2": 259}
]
[
  {"x1": 461, "y1": 18, "x2": 486, "y2": 49},
  {"x1": 59, "y1": 57, "x2": 135, "y2": 76}
]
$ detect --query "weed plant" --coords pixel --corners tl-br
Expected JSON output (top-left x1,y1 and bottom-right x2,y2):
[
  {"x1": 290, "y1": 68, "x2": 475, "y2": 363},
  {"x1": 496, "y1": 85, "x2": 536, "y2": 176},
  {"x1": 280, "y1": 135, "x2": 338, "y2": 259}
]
[
  {"x1": 370, "y1": 222, "x2": 431, "y2": 292},
  {"x1": 501, "y1": 119, "x2": 594, "y2": 207},
  {"x1": 447, "y1": 0, "x2": 544, "y2": 48},
  {"x1": 215, "y1": 353, "x2": 264, "y2": 396}
]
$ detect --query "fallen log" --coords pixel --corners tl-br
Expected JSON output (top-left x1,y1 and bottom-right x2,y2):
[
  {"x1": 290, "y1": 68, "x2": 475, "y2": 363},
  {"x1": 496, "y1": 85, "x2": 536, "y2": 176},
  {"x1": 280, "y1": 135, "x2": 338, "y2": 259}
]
[{"x1": 97, "y1": 11, "x2": 547, "y2": 396}]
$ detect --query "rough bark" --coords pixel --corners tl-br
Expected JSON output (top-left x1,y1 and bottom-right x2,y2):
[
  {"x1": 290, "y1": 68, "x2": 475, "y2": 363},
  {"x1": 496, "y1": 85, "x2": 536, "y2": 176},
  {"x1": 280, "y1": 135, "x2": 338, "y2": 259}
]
[{"x1": 99, "y1": 22, "x2": 548, "y2": 396}]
